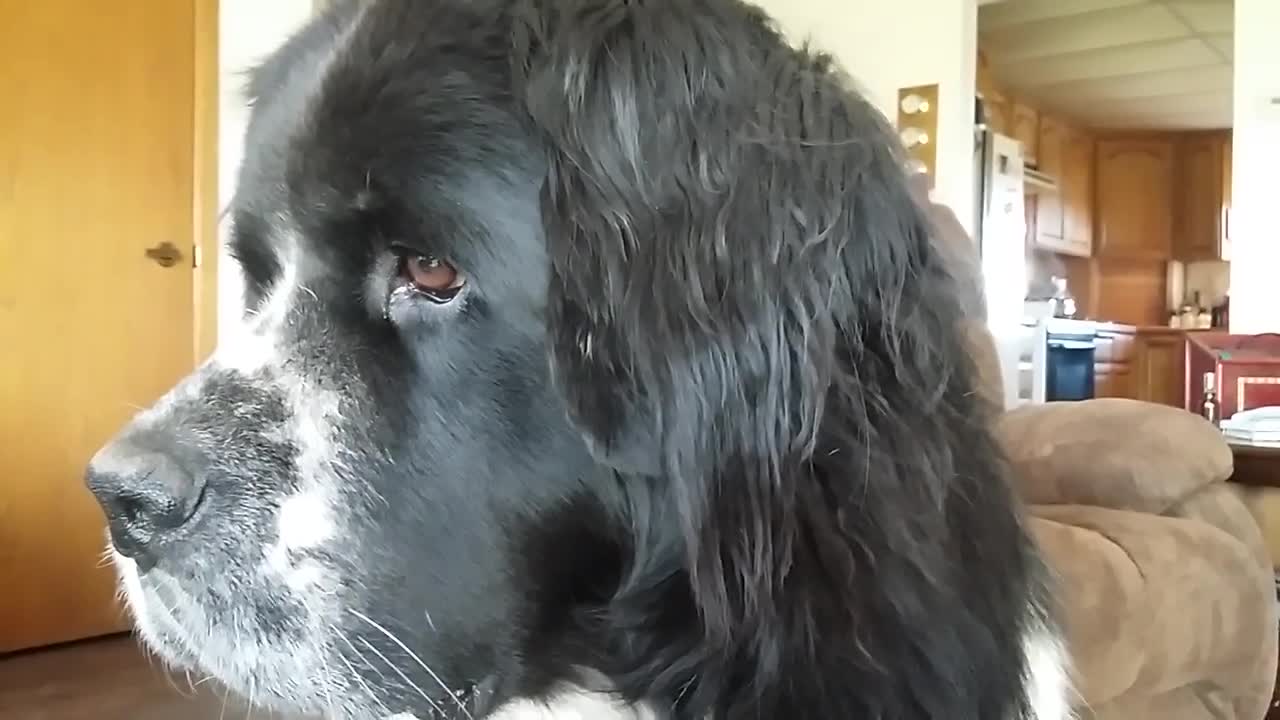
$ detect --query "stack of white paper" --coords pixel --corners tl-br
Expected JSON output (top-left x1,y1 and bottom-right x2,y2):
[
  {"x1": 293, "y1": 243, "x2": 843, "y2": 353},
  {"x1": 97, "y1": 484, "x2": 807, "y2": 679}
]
[{"x1": 1221, "y1": 406, "x2": 1280, "y2": 447}]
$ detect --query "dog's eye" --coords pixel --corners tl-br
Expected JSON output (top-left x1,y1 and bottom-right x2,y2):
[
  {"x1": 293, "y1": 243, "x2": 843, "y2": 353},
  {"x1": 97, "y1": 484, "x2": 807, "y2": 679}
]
[{"x1": 399, "y1": 253, "x2": 465, "y2": 302}]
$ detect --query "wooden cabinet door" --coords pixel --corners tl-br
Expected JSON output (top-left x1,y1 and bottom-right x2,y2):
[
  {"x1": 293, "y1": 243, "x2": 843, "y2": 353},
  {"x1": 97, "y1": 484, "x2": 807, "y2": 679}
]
[
  {"x1": 1062, "y1": 126, "x2": 1094, "y2": 257},
  {"x1": 1094, "y1": 330, "x2": 1136, "y2": 399},
  {"x1": 1094, "y1": 257, "x2": 1168, "y2": 326},
  {"x1": 1173, "y1": 135, "x2": 1224, "y2": 261},
  {"x1": 1095, "y1": 139, "x2": 1174, "y2": 260},
  {"x1": 1034, "y1": 116, "x2": 1066, "y2": 247},
  {"x1": 1222, "y1": 134, "x2": 1233, "y2": 260},
  {"x1": 0, "y1": 0, "x2": 206, "y2": 652},
  {"x1": 1136, "y1": 334, "x2": 1186, "y2": 407},
  {"x1": 984, "y1": 94, "x2": 1011, "y2": 136},
  {"x1": 1012, "y1": 102, "x2": 1040, "y2": 165}
]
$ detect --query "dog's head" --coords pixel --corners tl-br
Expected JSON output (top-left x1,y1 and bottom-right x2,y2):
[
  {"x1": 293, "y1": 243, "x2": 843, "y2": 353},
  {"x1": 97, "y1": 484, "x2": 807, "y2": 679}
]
[{"x1": 86, "y1": 1, "x2": 1048, "y2": 718}]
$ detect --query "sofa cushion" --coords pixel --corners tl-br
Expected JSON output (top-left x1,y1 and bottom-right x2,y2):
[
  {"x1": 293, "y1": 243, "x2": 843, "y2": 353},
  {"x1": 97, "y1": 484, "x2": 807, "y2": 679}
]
[
  {"x1": 997, "y1": 398, "x2": 1232, "y2": 515},
  {"x1": 1028, "y1": 503, "x2": 1275, "y2": 716}
]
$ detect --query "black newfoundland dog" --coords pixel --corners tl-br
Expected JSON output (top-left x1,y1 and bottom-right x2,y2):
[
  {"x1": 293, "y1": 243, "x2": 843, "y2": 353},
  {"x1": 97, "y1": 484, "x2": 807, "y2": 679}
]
[{"x1": 85, "y1": 0, "x2": 1069, "y2": 718}]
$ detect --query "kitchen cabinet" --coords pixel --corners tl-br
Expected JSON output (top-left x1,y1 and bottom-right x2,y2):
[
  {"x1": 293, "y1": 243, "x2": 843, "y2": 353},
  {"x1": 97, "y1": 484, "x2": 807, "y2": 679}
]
[
  {"x1": 1094, "y1": 327, "x2": 1136, "y2": 399},
  {"x1": 1012, "y1": 102, "x2": 1039, "y2": 165},
  {"x1": 1034, "y1": 120, "x2": 1093, "y2": 258},
  {"x1": 1090, "y1": 257, "x2": 1168, "y2": 327},
  {"x1": 1173, "y1": 131, "x2": 1231, "y2": 262},
  {"x1": 1214, "y1": 133, "x2": 1231, "y2": 257},
  {"x1": 1095, "y1": 138, "x2": 1175, "y2": 260},
  {"x1": 984, "y1": 93, "x2": 1011, "y2": 136},
  {"x1": 1135, "y1": 332, "x2": 1186, "y2": 407},
  {"x1": 1063, "y1": 127, "x2": 1095, "y2": 257},
  {"x1": 1092, "y1": 327, "x2": 1187, "y2": 408},
  {"x1": 1033, "y1": 115, "x2": 1066, "y2": 250}
]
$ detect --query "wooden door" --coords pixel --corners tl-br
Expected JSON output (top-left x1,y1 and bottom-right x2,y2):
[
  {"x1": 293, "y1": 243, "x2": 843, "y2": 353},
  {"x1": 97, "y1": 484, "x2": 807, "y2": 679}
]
[
  {"x1": 0, "y1": 1, "x2": 212, "y2": 653},
  {"x1": 1095, "y1": 138, "x2": 1174, "y2": 260},
  {"x1": 1093, "y1": 257, "x2": 1168, "y2": 327},
  {"x1": 1094, "y1": 328, "x2": 1136, "y2": 400},
  {"x1": 1062, "y1": 127, "x2": 1094, "y2": 257},
  {"x1": 1173, "y1": 134, "x2": 1225, "y2": 262},
  {"x1": 1034, "y1": 115, "x2": 1066, "y2": 248},
  {"x1": 1221, "y1": 133, "x2": 1233, "y2": 261},
  {"x1": 1136, "y1": 334, "x2": 1186, "y2": 407},
  {"x1": 1011, "y1": 102, "x2": 1040, "y2": 165}
]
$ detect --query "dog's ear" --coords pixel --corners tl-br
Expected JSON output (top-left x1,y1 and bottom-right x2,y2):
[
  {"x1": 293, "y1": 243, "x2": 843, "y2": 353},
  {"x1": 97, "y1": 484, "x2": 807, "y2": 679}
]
[{"x1": 510, "y1": 0, "x2": 986, "y2": 653}]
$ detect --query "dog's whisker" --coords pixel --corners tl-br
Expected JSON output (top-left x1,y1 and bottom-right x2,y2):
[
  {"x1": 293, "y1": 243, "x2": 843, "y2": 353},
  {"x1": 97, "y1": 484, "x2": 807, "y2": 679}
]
[
  {"x1": 244, "y1": 675, "x2": 256, "y2": 720},
  {"x1": 318, "y1": 641, "x2": 337, "y2": 719},
  {"x1": 348, "y1": 609, "x2": 473, "y2": 719},
  {"x1": 334, "y1": 641, "x2": 393, "y2": 719},
  {"x1": 336, "y1": 630, "x2": 392, "y2": 688},
  {"x1": 354, "y1": 635, "x2": 448, "y2": 718}
]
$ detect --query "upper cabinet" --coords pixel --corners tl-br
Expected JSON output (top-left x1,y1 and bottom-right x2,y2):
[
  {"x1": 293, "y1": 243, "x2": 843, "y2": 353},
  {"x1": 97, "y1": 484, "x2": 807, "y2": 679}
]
[
  {"x1": 1062, "y1": 127, "x2": 1094, "y2": 257},
  {"x1": 1173, "y1": 131, "x2": 1232, "y2": 262},
  {"x1": 984, "y1": 93, "x2": 1012, "y2": 137},
  {"x1": 1223, "y1": 134, "x2": 1233, "y2": 261},
  {"x1": 1031, "y1": 114, "x2": 1092, "y2": 258},
  {"x1": 1012, "y1": 102, "x2": 1040, "y2": 165},
  {"x1": 1094, "y1": 138, "x2": 1175, "y2": 260},
  {"x1": 1034, "y1": 115, "x2": 1066, "y2": 246}
]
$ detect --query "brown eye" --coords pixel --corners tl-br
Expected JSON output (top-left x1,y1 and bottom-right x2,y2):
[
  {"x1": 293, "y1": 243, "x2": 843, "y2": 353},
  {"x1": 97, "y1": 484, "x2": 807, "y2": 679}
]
[{"x1": 402, "y1": 254, "x2": 464, "y2": 299}]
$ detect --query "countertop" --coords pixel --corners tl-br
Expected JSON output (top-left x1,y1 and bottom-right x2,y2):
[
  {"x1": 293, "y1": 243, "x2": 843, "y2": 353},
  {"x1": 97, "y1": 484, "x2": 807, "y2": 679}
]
[
  {"x1": 1088, "y1": 322, "x2": 1220, "y2": 335},
  {"x1": 1022, "y1": 317, "x2": 1226, "y2": 335}
]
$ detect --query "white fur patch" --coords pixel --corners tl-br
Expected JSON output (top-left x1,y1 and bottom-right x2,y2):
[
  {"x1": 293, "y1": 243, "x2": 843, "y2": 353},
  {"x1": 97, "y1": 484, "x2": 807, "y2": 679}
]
[
  {"x1": 265, "y1": 490, "x2": 337, "y2": 591},
  {"x1": 1024, "y1": 626, "x2": 1073, "y2": 720},
  {"x1": 277, "y1": 491, "x2": 336, "y2": 549},
  {"x1": 114, "y1": 553, "x2": 156, "y2": 638},
  {"x1": 487, "y1": 689, "x2": 656, "y2": 720}
]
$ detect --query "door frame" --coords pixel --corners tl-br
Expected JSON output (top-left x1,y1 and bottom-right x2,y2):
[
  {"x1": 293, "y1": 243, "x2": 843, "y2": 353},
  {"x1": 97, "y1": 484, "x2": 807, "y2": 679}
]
[{"x1": 193, "y1": 0, "x2": 219, "y2": 363}]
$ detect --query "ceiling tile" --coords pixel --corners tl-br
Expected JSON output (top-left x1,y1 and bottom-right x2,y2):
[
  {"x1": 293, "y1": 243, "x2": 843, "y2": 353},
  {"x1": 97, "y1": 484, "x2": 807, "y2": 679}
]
[
  {"x1": 1092, "y1": 114, "x2": 1233, "y2": 130},
  {"x1": 1164, "y1": 1, "x2": 1234, "y2": 34},
  {"x1": 1082, "y1": 89, "x2": 1233, "y2": 116},
  {"x1": 1205, "y1": 33, "x2": 1234, "y2": 60},
  {"x1": 978, "y1": 0, "x2": 1150, "y2": 31},
  {"x1": 989, "y1": 37, "x2": 1222, "y2": 87},
  {"x1": 982, "y1": 4, "x2": 1191, "y2": 62},
  {"x1": 1036, "y1": 64, "x2": 1233, "y2": 102}
]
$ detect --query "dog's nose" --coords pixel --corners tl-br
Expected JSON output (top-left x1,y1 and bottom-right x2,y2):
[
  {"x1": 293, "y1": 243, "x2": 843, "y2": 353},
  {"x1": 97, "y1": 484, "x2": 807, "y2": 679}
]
[{"x1": 85, "y1": 440, "x2": 203, "y2": 568}]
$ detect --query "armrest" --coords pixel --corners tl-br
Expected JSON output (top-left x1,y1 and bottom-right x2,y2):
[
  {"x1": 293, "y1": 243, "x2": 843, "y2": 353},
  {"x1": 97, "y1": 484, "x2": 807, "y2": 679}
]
[{"x1": 996, "y1": 398, "x2": 1233, "y2": 514}]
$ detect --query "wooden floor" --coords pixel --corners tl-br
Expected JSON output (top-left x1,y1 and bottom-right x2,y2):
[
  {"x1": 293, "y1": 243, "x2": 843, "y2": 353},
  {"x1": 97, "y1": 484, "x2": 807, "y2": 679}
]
[{"x1": 0, "y1": 635, "x2": 302, "y2": 720}]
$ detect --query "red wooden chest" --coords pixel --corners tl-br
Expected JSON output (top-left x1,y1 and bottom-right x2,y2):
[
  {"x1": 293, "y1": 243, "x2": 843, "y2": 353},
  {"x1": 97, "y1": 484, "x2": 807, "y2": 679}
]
[{"x1": 1186, "y1": 333, "x2": 1280, "y2": 419}]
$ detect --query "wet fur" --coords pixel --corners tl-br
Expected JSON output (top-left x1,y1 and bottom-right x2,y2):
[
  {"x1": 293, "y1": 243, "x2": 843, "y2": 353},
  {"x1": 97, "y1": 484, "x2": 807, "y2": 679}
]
[{"x1": 95, "y1": 0, "x2": 1068, "y2": 718}]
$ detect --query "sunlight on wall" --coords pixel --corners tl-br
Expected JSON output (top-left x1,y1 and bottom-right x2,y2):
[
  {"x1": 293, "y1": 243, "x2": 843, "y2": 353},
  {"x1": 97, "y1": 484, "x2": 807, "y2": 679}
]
[
  {"x1": 755, "y1": 0, "x2": 979, "y2": 236},
  {"x1": 1229, "y1": 0, "x2": 1280, "y2": 334},
  {"x1": 217, "y1": 0, "x2": 316, "y2": 338}
]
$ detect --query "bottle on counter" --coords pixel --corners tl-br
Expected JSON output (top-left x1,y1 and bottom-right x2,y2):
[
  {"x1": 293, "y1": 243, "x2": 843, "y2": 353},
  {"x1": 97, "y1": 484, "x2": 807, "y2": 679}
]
[
  {"x1": 1197, "y1": 304, "x2": 1213, "y2": 329},
  {"x1": 1179, "y1": 302, "x2": 1197, "y2": 329},
  {"x1": 1201, "y1": 371, "x2": 1220, "y2": 426}
]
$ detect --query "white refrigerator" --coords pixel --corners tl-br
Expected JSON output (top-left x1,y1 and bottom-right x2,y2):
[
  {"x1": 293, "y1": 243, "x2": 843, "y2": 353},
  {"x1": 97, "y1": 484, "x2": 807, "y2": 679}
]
[{"x1": 973, "y1": 129, "x2": 1030, "y2": 409}]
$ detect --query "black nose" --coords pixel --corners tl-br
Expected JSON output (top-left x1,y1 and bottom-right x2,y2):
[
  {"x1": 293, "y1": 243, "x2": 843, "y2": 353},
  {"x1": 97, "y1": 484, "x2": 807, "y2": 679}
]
[{"x1": 85, "y1": 440, "x2": 204, "y2": 569}]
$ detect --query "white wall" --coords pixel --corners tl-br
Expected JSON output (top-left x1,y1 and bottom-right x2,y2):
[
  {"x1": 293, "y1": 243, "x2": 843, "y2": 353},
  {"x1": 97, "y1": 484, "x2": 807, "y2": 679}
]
[
  {"x1": 217, "y1": 0, "x2": 316, "y2": 337},
  {"x1": 755, "y1": 0, "x2": 979, "y2": 233},
  {"x1": 1229, "y1": 0, "x2": 1280, "y2": 334}
]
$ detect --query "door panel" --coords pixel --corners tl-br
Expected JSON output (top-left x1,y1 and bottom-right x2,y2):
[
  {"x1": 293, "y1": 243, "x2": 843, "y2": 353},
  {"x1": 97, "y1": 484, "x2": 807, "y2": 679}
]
[
  {"x1": 1095, "y1": 138, "x2": 1174, "y2": 260},
  {"x1": 0, "y1": 1, "x2": 200, "y2": 652}
]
